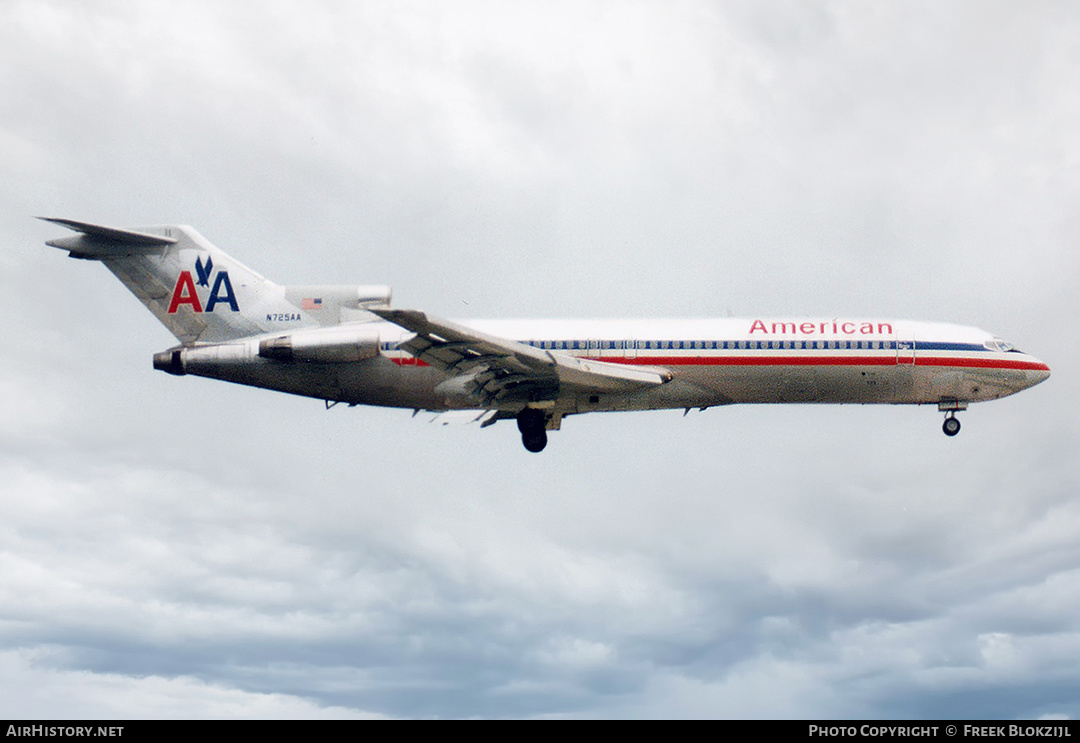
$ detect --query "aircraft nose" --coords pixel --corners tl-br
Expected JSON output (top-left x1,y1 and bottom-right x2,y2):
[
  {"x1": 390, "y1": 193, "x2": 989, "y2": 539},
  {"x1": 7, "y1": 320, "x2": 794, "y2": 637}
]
[{"x1": 1026, "y1": 359, "x2": 1051, "y2": 388}]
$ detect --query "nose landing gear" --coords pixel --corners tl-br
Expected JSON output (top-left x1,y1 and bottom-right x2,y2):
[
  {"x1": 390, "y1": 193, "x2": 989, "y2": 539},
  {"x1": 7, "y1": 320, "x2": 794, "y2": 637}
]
[
  {"x1": 938, "y1": 400, "x2": 967, "y2": 437},
  {"x1": 942, "y1": 412, "x2": 961, "y2": 437}
]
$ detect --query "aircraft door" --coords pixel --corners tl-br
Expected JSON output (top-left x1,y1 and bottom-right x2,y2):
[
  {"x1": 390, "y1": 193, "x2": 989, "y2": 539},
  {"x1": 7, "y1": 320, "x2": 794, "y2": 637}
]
[{"x1": 895, "y1": 328, "x2": 915, "y2": 366}]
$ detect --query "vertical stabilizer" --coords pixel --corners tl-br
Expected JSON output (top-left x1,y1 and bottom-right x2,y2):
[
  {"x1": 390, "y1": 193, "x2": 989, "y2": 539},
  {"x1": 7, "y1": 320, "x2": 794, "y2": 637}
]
[{"x1": 44, "y1": 219, "x2": 303, "y2": 343}]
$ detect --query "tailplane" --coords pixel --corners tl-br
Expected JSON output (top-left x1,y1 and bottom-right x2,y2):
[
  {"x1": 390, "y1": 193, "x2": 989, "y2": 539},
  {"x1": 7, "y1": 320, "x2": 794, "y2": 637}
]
[{"x1": 42, "y1": 218, "x2": 391, "y2": 344}]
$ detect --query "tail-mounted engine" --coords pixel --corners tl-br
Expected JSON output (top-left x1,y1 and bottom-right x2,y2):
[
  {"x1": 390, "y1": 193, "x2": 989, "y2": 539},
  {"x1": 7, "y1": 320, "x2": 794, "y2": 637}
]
[
  {"x1": 257, "y1": 324, "x2": 382, "y2": 363},
  {"x1": 154, "y1": 324, "x2": 384, "y2": 376}
]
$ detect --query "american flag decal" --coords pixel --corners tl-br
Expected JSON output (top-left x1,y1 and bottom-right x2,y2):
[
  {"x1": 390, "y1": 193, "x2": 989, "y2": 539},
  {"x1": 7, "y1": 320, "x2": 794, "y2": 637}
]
[{"x1": 301, "y1": 298, "x2": 323, "y2": 310}]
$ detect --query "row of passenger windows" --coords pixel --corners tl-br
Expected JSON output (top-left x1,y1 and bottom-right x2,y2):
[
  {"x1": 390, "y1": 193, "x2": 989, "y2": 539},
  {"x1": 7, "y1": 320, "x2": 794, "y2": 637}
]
[{"x1": 524, "y1": 339, "x2": 896, "y2": 351}]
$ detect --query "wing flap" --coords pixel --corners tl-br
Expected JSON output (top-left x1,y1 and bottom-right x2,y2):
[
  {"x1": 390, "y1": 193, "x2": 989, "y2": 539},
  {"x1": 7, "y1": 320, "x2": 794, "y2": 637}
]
[
  {"x1": 427, "y1": 409, "x2": 499, "y2": 426},
  {"x1": 552, "y1": 353, "x2": 671, "y2": 391}
]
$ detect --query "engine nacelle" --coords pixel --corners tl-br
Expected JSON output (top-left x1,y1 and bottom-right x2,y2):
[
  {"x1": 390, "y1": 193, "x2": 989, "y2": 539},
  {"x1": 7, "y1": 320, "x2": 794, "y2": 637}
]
[
  {"x1": 258, "y1": 324, "x2": 382, "y2": 363},
  {"x1": 153, "y1": 341, "x2": 254, "y2": 376}
]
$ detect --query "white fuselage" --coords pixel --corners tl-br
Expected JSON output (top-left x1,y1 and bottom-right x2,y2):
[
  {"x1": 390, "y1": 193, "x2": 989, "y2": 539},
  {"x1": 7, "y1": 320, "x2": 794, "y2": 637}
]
[{"x1": 179, "y1": 317, "x2": 1048, "y2": 417}]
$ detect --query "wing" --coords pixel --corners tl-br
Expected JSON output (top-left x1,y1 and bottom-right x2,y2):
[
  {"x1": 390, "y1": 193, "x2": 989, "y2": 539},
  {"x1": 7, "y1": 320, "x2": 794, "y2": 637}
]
[{"x1": 370, "y1": 309, "x2": 670, "y2": 407}]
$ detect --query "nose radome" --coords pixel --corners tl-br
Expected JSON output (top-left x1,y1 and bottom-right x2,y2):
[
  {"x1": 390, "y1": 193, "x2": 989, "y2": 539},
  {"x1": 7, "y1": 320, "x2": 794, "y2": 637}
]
[{"x1": 1027, "y1": 360, "x2": 1051, "y2": 388}]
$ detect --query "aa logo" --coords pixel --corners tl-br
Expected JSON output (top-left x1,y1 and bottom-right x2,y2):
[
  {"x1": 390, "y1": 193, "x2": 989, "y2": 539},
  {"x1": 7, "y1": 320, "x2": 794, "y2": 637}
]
[{"x1": 167, "y1": 256, "x2": 239, "y2": 314}]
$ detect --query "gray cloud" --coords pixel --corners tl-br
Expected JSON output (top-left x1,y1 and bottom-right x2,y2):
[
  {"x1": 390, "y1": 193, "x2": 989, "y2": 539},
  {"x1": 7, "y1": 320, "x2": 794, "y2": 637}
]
[{"x1": 1, "y1": 0, "x2": 1078, "y2": 718}]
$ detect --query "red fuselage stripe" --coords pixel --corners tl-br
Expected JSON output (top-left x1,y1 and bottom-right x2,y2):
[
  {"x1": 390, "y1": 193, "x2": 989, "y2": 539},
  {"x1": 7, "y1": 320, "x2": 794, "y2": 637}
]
[
  {"x1": 615, "y1": 355, "x2": 1049, "y2": 371},
  {"x1": 389, "y1": 354, "x2": 1049, "y2": 372}
]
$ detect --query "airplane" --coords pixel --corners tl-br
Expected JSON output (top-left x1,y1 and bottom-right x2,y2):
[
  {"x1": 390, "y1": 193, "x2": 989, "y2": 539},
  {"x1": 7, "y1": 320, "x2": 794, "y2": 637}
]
[{"x1": 42, "y1": 217, "x2": 1051, "y2": 453}]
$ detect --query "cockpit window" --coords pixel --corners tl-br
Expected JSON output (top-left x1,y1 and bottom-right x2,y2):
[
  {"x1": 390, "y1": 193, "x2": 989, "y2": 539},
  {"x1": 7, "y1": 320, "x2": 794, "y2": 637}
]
[{"x1": 984, "y1": 338, "x2": 1021, "y2": 353}]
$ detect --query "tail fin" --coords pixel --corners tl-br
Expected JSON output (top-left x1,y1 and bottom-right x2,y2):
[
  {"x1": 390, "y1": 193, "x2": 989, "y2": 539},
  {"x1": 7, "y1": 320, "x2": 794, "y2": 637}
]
[{"x1": 42, "y1": 218, "x2": 391, "y2": 344}]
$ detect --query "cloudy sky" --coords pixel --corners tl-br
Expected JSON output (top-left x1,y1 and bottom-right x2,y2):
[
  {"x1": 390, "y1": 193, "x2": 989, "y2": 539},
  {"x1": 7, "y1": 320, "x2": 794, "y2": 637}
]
[{"x1": 1, "y1": 0, "x2": 1078, "y2": 719}]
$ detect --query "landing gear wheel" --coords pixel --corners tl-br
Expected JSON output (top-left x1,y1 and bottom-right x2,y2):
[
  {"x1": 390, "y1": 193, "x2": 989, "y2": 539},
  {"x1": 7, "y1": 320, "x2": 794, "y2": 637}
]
[
  {"x1": 517, "y1": 408, "x2": 549, "y2": 452},
  {"x1": 522, "y1": 430, "x2": 548, "y2": 452},
  {"x1": 517, "y1": 408, "x2": 545, "y2": 434},
  {"x1": 942, "y1": 415, "x2": 961, "y2": 437}
]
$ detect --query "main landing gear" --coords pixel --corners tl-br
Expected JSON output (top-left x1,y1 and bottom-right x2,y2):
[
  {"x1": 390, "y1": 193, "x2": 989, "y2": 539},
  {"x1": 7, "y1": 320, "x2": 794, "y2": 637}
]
[{"x1": 517, "y1": 408, "x2": 548, "y2": 453}]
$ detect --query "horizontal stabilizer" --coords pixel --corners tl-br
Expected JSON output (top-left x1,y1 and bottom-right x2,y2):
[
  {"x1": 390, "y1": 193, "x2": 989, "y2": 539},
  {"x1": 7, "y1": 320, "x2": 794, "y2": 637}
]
[{"x1": 39, "y1": 217, "x2": 178, "y2": 246}]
